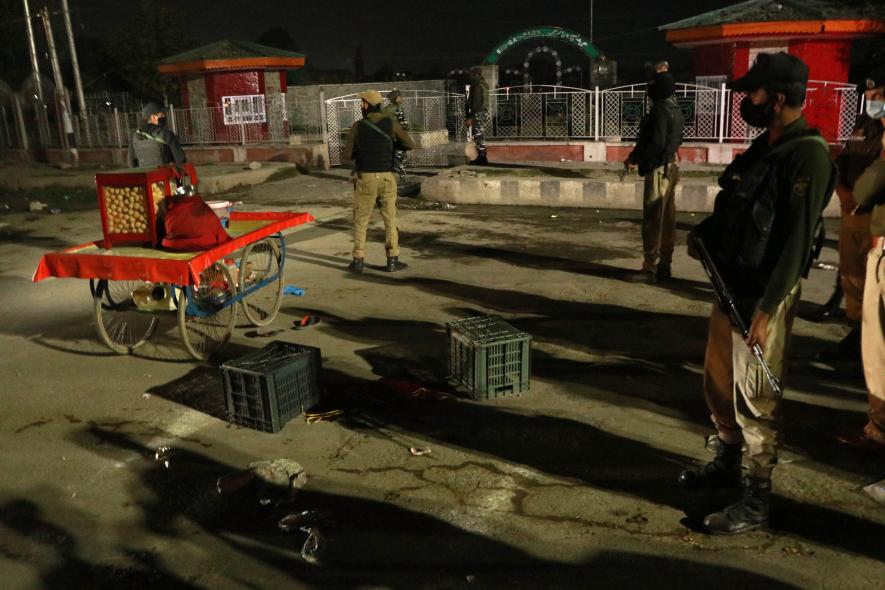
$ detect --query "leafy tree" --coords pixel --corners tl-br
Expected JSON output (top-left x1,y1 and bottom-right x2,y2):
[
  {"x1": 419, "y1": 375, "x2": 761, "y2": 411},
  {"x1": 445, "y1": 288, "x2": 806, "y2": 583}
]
[{"x1": 257, "y1": 27, "x2": 299, "y2": 52}]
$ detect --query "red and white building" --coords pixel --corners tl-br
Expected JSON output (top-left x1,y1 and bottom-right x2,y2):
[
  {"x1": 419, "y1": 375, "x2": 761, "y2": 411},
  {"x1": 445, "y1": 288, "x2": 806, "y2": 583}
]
[{"x1": 661, "y1": 0, "x2": 885, "y2": 141}]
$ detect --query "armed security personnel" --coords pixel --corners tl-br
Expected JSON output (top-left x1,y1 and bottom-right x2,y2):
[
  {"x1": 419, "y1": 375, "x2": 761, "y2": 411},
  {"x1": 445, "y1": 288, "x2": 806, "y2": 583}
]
[
  {"x1": 842, "y1": 71, "x2": 885, "y2": 453},
  {"x1": 465, "y1": 66, "x2": 490, "y2": 165},
  {"x1": 135, "y1": 102, "x2": 187, "y2": 172},
  {"x1": 625, "y1": 70, "x2": 685, "y2": 283},
  {"x1": 681, "y1": 53, "x2": 836, "y2": 534},
  {"x1": 343, "y1": 90, "x2": 415, "y2": 274},
  {"x1": 383, "y1": 90, "x2": 410, "y2": 180}
]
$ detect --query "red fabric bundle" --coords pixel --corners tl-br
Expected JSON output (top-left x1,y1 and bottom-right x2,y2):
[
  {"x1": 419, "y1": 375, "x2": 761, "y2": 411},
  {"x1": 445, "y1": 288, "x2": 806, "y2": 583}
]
[{"x1": 161, "y1": 196, "x2": 231, "y2": 252}]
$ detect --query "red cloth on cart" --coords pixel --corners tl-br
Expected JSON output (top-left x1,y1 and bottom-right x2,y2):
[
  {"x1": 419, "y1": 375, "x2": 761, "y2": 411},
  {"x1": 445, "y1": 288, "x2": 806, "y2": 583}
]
[{"x1": 161, "y1": 196, "x2": 232, "y2": 252}]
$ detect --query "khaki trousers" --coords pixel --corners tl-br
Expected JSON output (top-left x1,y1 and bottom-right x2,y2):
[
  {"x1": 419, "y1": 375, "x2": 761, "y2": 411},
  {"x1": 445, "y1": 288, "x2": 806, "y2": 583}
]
[
  {"x1": 703, "y1": 283, "x2": 801, "y2": 478},
  {"x1": 861, "y1": 240, "x2": 885, "y2": 443},
  {"x1": 641, "y1": 164, "x2": 679, "y2": 272},
  {"x1": 352, "y1": 172, "x2": 399, "y2": 259},
  {"x1": 839, "y1": 212, "x2": 872, "y2": 322}
]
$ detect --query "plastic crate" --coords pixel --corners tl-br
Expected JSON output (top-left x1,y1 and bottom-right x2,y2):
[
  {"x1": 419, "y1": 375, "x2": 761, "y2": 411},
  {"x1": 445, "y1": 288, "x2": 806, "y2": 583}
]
[
  {"x1": 447, "y1": 315, "x2": 531, "y2": 399},
  {"x1": 221, "y1": 341, "x2": 322, "y2": 433}
]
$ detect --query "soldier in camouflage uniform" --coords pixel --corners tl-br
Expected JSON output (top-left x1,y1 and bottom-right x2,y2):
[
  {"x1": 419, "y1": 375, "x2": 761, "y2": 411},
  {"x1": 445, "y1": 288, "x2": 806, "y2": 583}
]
[
  {"x1": 383, "y1": 90, "x2": 409, "y2": 179},
  {"x1": 465, "y1": 66, "x2": 490, "y2": 165}
]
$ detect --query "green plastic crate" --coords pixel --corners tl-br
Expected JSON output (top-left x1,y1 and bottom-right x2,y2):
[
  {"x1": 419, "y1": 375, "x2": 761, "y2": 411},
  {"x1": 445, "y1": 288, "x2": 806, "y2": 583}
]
[
  {"x1": 221, "y1": 341, "x2": 322, "y2": 433},
  {"x1": 447, "y1": 315, "x2": 531, "y2": 399}
]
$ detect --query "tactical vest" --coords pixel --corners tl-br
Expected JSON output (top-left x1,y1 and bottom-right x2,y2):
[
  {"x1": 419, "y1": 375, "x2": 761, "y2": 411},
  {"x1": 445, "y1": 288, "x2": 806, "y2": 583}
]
[
  {"x1": 663, "y1": 99, "x2": 684, "y2": 160},
  {"x1": 356, "y1": 117, "x2": 395, "y2": 173},
  {"x1": 703, "y1": 130, "x2": 835, "y2": 273}
]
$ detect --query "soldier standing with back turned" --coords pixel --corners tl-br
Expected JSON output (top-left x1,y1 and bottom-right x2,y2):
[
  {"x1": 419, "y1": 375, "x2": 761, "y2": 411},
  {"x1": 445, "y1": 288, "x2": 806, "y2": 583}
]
[
  {"x1": 343, "y1": 90, "x2": 415, "y2": 274},
  {"x1": 383, "y1": 89, "x2": 410, "y2": 180}
]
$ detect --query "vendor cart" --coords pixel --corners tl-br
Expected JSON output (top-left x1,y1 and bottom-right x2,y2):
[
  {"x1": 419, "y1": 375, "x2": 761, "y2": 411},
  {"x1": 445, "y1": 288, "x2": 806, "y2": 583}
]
[{"x1": 33, "y1": 211, "x2": 314, "y2": 360}]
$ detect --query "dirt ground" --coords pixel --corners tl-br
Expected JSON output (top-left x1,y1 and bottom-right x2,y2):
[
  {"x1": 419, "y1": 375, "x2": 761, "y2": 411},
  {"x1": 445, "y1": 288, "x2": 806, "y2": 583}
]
[{"x1": 0, "y1": 169, "x2": 882, "y2": 590}]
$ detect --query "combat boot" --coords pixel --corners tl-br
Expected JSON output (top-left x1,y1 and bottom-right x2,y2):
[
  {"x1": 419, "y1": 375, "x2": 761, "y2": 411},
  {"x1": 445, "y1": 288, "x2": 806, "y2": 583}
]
[
  {"x1": 347, "y1": 258, "x2": 364, "y2": 274},
  {"x1": 678, "y1": 437, "x2": 742, "y2": 489},
  {"x1": 385, "y1": 256, "x2": 407, "y2": 272},
  {"x1": 656, "y1": 264, "x2": 672, "y2": 281},
  {"x1": 703, "y1": 476, "x2": 771, "y2": 535}
]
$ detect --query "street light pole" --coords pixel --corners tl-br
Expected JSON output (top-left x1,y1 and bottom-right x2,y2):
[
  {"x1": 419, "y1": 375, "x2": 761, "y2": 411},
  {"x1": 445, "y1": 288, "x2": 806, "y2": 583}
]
[
  {"x1": 589, "y1": 0, "x2": 594, "y2": 44},
  {"x1": 22, "y1": 0, "x2": 43, "y2": 102},
  {"x1": 60, "y1": 0, "x2": 88, "y2": 128}
]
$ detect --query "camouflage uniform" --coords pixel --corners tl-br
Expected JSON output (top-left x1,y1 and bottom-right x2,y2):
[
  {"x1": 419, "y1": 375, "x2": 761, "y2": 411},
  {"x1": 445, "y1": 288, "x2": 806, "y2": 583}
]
[{"x1": 383, "y1": 92, "x2": 410, "y2": 179}]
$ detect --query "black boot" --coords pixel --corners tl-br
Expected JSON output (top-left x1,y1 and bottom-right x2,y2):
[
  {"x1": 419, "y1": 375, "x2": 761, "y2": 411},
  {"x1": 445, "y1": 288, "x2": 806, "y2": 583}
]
[
  {"x1": 656, "y1": 264, "x2": 672, "y2": 281},
  {"x1": 385, "y1": 256, "x2": 407, "y2": 272},
  {"x1": 347, "y1": 258, "x2": 364, "y2": 273},
  {"x1": 470, "y1": 152, "x2": 488, "y2": 166},
  {"x1": 678, "y1": 437, "x2": 742, "y2": 489},
  {"x1": 703, "y1": 476, "x2": 771, "y2": 535}
]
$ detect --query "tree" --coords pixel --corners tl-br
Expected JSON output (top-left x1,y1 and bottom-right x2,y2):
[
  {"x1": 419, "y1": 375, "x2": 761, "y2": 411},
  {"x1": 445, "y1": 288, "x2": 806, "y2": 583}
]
[
  {"x1": 257, "y1": 27, "x2": 299, "y2": 52},
  {"x1": 103, "y1": 0, "x2": 188, "y2": 101}
]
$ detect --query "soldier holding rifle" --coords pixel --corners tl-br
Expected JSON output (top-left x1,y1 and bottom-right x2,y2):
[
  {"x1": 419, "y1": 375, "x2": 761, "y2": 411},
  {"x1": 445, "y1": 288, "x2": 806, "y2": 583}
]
[{"x1": 681, "y1": 53, "x2": 835, "y2": 535}]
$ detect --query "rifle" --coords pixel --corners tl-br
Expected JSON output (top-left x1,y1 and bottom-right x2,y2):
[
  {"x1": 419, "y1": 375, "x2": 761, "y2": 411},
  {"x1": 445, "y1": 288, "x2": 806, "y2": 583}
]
[{"x1": 692, "y1": 234, "x2": 784, "y2": 397}]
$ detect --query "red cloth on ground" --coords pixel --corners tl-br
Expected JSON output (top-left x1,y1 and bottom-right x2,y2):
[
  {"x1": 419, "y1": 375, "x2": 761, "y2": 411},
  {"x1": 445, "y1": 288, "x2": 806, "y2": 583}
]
[{"x1": 161, "y1": 196, "x2": 231, "y2": 252}]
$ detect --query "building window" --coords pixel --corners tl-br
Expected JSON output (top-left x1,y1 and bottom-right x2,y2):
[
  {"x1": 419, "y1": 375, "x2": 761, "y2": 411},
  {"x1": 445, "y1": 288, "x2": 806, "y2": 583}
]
[{"x1": 222, "y1": 95, "x2": 266, "y2": 125}]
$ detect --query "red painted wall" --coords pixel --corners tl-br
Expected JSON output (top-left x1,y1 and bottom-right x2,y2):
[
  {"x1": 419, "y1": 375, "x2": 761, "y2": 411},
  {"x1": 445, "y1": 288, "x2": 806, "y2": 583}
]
[
  {"x1": 204, "y1": 71, "x2": 261, "y2": 104},
  {"x1": 693, "y1": 43, "x2": 737, "y2": 77},
  {"x1": 789, "y1": 39, "x2": 852, "y2": 142}
]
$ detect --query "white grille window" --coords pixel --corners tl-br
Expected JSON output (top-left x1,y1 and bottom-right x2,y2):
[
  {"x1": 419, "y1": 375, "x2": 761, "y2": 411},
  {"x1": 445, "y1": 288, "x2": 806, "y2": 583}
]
[{"x1": 222, "y1": 95, "x2": 266, "y2": 125}]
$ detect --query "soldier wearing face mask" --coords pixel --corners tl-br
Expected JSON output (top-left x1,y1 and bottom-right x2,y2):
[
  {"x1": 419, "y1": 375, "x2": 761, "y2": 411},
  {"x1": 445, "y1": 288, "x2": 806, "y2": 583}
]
[
  {"x1": 136, "y1": 102, "x2": 187, "y2": 172},
  {"x1": 813, "y1": 72, "x2": 885, "y2": 362},
  {"x1": 680, "y1": 53, "x2": 836, "y2": 535}
]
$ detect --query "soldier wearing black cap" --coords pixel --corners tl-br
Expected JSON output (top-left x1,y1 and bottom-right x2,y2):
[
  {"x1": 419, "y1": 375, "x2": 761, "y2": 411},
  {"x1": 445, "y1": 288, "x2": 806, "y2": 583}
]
[
  {"x1": 838, "y1": 70, "x2": 885, "y2": 453},
  {"x1": 383, "y1": 90, "x2": 410, "y2": 179},
  {"x1": 680, "y1": 53, "x2": 836, "y2": 535},
  {"x1": 624, "y1": 70, "x2": 685, "y2": 283},
  {"x1": 813, "y1": 71, "x2": 885, "y2": 357},
  {"x1": 136, "y1": 102, "x2": 187, "y2": 171}
]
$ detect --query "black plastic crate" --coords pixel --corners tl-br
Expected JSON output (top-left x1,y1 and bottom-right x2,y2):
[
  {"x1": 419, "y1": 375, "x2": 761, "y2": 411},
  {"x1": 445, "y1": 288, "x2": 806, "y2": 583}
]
[
  {"x1": 221, "y1": 341, "x2": 322, "y2": 433},
  {"x1": 447, "y1": 315, "x2": 531, "y2": 399}
]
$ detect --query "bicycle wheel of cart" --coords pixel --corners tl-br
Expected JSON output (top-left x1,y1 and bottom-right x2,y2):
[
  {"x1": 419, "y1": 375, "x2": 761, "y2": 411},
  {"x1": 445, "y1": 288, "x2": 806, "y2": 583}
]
[
  {"x1": 91, "y1": 279, "x2": 160, "y2": 354},
  {"x1": 239, "y1": 237, "x2": 284, "y2": 326},
  {"x1": 177, "y1": 262, "x2": 238, "y2": 360}
]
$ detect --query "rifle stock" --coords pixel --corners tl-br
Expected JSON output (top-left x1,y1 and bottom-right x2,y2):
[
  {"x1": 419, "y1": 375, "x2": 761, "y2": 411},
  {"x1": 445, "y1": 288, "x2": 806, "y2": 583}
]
[{"x1": 693, "y1": 234, "x2": 784, "y2": 397}]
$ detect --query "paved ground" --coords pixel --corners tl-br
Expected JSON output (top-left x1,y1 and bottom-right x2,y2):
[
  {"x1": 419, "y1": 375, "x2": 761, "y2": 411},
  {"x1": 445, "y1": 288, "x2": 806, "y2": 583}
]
[{"x1": 0, "y1": 168, "x2": 883, "y2": 589}]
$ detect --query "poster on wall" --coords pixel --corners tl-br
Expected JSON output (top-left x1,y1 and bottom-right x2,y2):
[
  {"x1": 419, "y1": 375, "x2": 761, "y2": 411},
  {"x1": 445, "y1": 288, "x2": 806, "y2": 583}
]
[{"x1": 222, "y1": 95, "x2": 266, "y2": 125}]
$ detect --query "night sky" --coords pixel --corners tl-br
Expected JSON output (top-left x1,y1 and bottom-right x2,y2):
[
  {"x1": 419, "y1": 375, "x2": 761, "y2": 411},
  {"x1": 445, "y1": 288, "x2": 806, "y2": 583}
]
[{"x1": 69, "y1": 0, "x2": 739, "y2": 78}]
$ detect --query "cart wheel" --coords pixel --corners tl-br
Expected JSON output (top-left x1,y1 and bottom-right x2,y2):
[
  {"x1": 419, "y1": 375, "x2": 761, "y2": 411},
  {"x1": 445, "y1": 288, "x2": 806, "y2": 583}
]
[
  {"x1": 178, "y1": 262, "x2": 237, "y2": 361},
  {"x1": 239, "y1": 238, "x2": 284, "y2": 326},
  {"x1": 92, "y1": 279, "x2": 160, "y2": 354}
]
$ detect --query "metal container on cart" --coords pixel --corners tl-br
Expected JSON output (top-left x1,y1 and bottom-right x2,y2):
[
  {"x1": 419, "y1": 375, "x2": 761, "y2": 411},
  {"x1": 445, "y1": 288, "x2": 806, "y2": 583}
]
[{"x1": 95, "y1": 163, "x2": 198, "y2": 248}]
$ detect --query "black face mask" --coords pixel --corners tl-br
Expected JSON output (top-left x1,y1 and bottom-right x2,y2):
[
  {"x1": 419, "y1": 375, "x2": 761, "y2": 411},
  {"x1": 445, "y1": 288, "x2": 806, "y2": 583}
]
[
  {"x1": 158, "y1": 116, "x2": 168, "y2": 128},
  {"x1": 739, "y1": 96, "x2": 774, "y2": 128}
]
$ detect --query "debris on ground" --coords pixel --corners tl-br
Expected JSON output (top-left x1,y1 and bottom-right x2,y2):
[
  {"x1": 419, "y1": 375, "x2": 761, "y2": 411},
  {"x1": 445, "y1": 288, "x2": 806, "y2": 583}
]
[
  {"x1": 862, "y1": 479, "x2": 885, "y2": 505},
  {"x1": 294, "y1": 314, "x2": 320, "y2": 329},
  {"x1": 28, "y1": 200, "x2": 47, "y2": 212},
  {"x1": 154, "y1": 446, "x2": 173, "y2": 469},
  {"x1": 409, "y1": 447, "x2": 432, "y2": 456},
  {"x1": 466, "y1": 575, "x2": 476, "y2": 583},
  {"x1": 278, "y1": 510, "x2": 326, "y2": 532},
  {"x1": 216, "y1": 459, "x2": 307, "y2": 499},
  {"x1": 300, "y1": 526, "x2": 324, "y2": 564},
  {"x1": 141, "y1": 393, "x2": 152, "y2": 399},
  {"x1": 49, "y1": 208, "x2": 62, "y2": 214},
  {"x1": 245, "y1": 327, "x2": 286, "y2": 338},
  {"x1": 247, "y1": 161, "x2": 262, "y2": 170},
  {"x1": 304, "y1": 409, "x2": 344, "y2": 423},
  {"x1": 283, "y1": 285, "x2": 305, "y2": 296}
]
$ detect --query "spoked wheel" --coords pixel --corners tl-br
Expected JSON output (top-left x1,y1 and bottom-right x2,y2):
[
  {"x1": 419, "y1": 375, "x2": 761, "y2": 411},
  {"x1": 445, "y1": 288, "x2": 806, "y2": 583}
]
[
  {"x1": 91, "y1": 279, "x2": 160, "y2": 354},
  {"x1": 178, "y1": 262, "x2": 238, "y2": 361},
  {"x1": 239, "y1": 237, "x2": 284, "y2": 326}
]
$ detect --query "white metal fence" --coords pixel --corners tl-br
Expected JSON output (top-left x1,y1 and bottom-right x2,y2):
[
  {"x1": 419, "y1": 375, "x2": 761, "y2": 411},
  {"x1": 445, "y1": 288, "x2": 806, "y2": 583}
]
[
  {"x1": 0, "y1": 80, "x2": 864, "y2": 155},
  {"x1": 484, "y1": 82, "x2": 861, "y2": 143},
  {"x1": 325, "y1": 89, "x2": 458, "y2": 166}
]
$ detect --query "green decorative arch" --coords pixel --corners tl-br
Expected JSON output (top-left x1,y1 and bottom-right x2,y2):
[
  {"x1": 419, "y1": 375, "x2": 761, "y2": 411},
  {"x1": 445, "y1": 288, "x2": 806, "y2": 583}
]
[{"x1": 484, "y1": 27, "x2": 603, "y2": 65}]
